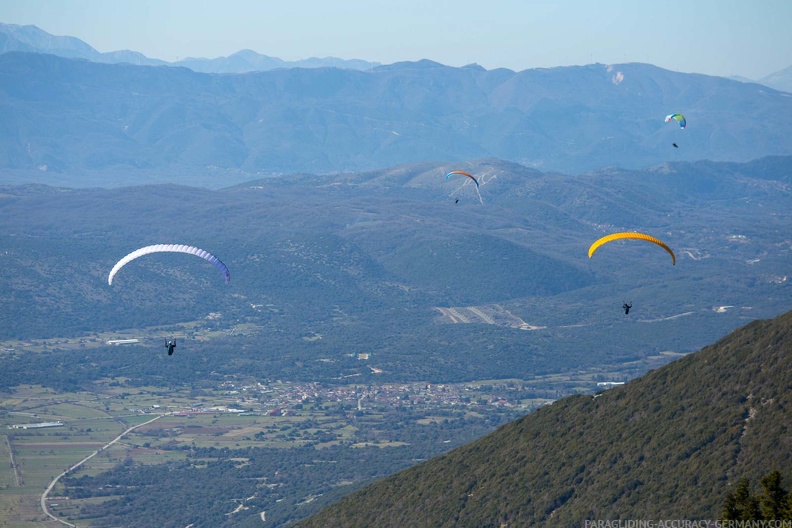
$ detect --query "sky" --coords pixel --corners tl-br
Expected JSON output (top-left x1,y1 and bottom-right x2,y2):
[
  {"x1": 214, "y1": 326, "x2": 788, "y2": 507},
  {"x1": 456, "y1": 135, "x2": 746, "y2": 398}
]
[{"x1": 1, "y1": 0, "x2": 791, "y2": 79}]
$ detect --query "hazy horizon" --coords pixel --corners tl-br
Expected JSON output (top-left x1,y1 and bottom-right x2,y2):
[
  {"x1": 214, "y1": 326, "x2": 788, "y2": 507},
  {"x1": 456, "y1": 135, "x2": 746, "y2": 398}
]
[{"x1": 1, "y1": 0, "x2": 791, "y2": 80}]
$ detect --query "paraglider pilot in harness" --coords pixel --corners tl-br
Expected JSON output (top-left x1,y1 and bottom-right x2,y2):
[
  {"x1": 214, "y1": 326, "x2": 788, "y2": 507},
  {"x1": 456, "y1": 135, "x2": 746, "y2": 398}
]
[
  {"x1": 165, "y1": 339, "x2": 176, "y2": 356},
  {"x1": 623, "y1": 302, "x2": 632, "y2": 315}
]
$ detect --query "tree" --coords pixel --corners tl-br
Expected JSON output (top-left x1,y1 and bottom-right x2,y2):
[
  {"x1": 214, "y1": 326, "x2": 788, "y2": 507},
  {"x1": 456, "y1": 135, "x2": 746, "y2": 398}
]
[
  {"x1": 759, "y1": 471, "x2": 788, "y2": 520},
  {"x1": 722, "y1": 472, "x2": 792, "y2": 521},
  {"x1": 722, "y1": 478, "x2": 760, "y2": 520}
]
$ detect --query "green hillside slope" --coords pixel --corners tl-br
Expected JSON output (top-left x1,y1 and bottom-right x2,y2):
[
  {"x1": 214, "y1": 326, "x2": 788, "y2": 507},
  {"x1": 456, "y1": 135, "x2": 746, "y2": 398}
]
[{"x1": 297, "y1": 309, "x2": 792, "y2": 527}]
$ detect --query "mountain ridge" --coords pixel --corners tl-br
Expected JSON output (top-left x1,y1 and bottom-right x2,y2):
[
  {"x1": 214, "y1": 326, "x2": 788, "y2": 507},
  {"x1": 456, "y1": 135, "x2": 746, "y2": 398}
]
[
  {"x1": 0, "y1": 22, "x2": 378, "y2": 72},
  {"x1": 3, "y1": 22, "x2": 792, "y2": 88},
  {"x1": 2, "y1": 51, "x2": 792, "y2": 185},
  {"x1": 759, "y1": 64, "x2": 792, "y2": 93}
]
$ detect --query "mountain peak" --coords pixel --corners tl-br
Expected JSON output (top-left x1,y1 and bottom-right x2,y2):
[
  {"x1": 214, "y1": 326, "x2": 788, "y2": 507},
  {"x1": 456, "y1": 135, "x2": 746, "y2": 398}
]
[
  {"x1": 374, "y1": 59, "x2": 448, "y2": 71},
  {"x1": 0, "y1": 23, "x2": 378, "y2": 73},
  {"x1": 759, "y1": 64, "x2": 792, "y2": 93},
  {"x1": 0, "y1": 22, "x2": 98, "y2": 57}
]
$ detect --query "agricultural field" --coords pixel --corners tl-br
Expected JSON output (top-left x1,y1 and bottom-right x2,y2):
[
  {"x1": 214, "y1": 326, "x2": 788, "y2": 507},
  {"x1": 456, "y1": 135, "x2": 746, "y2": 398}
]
[{"x1": 0, "y1": 363, "x2": 647, "y2": 527}]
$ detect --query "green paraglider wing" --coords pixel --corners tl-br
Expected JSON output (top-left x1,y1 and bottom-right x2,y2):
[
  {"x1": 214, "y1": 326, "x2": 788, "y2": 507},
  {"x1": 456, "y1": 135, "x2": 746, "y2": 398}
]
[{"x1": 665, "y1": 113, "x2": 686, "y2": 129}]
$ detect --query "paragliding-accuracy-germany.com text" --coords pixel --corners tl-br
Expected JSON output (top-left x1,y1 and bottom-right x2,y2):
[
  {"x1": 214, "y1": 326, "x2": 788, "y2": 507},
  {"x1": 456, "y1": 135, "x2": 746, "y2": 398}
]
[{"x1": 584, "y1": 520, "x2": 792, "y2": 528}]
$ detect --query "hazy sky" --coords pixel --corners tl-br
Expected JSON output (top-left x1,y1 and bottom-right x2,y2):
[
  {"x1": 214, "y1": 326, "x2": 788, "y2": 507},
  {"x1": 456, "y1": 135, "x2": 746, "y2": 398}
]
[{"x1": 1, "y1": 0, "x2": 790, "y2": 79}]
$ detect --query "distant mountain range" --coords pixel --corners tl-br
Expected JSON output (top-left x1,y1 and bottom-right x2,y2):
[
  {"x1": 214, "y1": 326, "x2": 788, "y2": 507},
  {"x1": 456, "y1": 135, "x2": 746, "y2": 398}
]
[
  {"x1": 4, "y1": 22, "x2": 791, "y2": 92},
  {"x1": 0, "y1": 23, "x2": 380, "y2": 72},
  {"x1": 1, "y1": 49, "x2": 792, "y2": 184},
  {"x1": 296, "y1": 308, "x2": 792, "y2": 527},
  {"x1": 729, "y1": 66, "x2": 792, "y2": 93}
]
